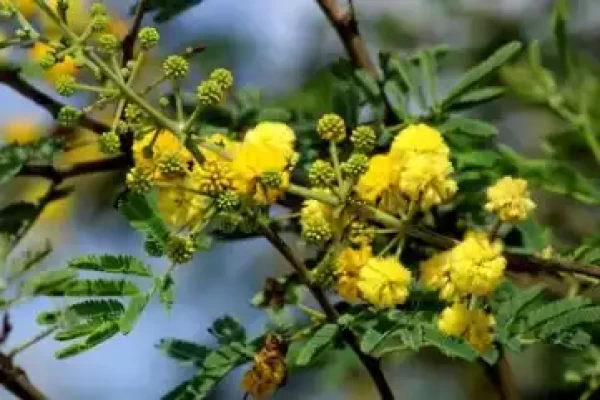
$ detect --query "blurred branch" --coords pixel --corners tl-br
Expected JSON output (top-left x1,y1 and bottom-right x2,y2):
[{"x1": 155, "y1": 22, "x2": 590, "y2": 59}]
[
  {"x1": 18, "y1": 155, "x2": 128, "y2": 183},
  {"x1": 121, "y1": 0, "x2": 149, "y2": 65},
  {"x1": 0, "y1": 353, "x2": 47, "y2": 400},
  {"x1": 483, "y1": 349, "x2": 520, "y2": 400},
  {"x1": 315, "y1": 0, "x2": 378, "y2": 77},
  {"x1": 0, "y1": 67, "x2": 108, "y2": 134}
]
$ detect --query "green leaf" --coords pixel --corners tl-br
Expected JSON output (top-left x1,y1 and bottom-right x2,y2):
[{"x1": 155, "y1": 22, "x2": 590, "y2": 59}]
[
  {"x1": 446, "y1": 87, "x2": 506, "y2": 111},
  {"x1": 256, "y1": 108, "x2": 292, "y2": 122},
  {"x1": 495, "y1": 285, "x2": 545, "y2": 328},
  {"x1": 68, "y1": 299, "x2": 125, "y2": 321},
  {"x1": 119, "y1": 191, "x2": 170, "y2": 246},
  {"x1": 68, "y1": 254, "x2": 152, "y2": 277},
  {"x1": 8, "y1": 240, "x2": 52, "y2": 278},
  {"x1": 423, "y1": 327, "x2": 479, "y2": 361},
  {"x1": 526, "y1": 297, "x2": 592, "y2": 329},
  {"x1": 0, "y1": 161, "x2": 22, "y2": 186},
  {"x1": 54, "y1": 321, "x2": 106, "y2": 341},
  {"x1": 354, "y1": 69, "x2": 381, "y2": 101},
  {"x1": 43, "y1": 279, "x2": 140, "y2": 297},
  {"x1": 296, "y1": 324, "x2": 339, "y2": 366},
  {"x1": 388, "y1": 54, "x2": 417, "y2": 95},
  {"x1": 119, "y1": 293, "x2": 150, "y2": 334},
  {"x1": 55, "y1": 321, "x2": 119, "y2": 359},
  {"x1": 209, "y1": 315, "x2": 246, "y2": 345},
  {"x1": 157, "y1": 338, "x2": 211, "y2": 367},
  {"x1": 360, "y1": 328, "x2": 385, "y2": 354},
  {"x1": 158, "y1": 275, "x2": 175, "y2": 312},
  {"x1": 23, "y1": 269, "x2": 77, "y2": 296},
  {"x1": 440, "y1": 118, "x2": 499, "y2": 138},
  {"x1": 549, "y1": 329, "x2": 591, "y2": 350},
  {"x1": 383, "y1": 81, "x2": 410, "y2": 121},
  {"x1": 539, "y1": 306, "x2": 600, "y2": 337},
  {"x1": 515, "y1": 219, "x2": 551, "y2": 253},
  {"x1": 454, "y1": 150, "x2": 502, "y2": 170},
  {"x1": 552, "y1": 0, "x2": 570, "y2": 75},
  {"x1": 419, "y1": 49, "x2": 438, "y2": 106},
  {"x1": 443, "y1": 41, "x2": 522, "y2": 108},
  {"x1": 0, "y1": 202, "x2": 38, "y2": 236}
]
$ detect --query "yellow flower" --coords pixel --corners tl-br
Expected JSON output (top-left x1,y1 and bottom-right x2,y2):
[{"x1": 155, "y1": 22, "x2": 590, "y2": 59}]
[
  {"x1": 242, "y1": 335, "x2": 287, "y2": 399},
  {"x1": 355, "y1": 154, "x2": 408, "y2": 214},
  {"x1": 485, "y1": 176, "x2": 536, "y2": 223},
  {"x1": 196, "y1": 159, "x2": 234, "y2": 196},
  {"x1": 420, "y1": 251, "x2": 460, "y2": 302},
  {"x1": 40, "y1": 0, "x2": 90, "y2": 38},
  {"x1": 449, "y1": 231, "x2": 506, "y2": 297},
  {"x1": 1, "y1": 119, "x2": 43, "y2": 144},
  {"x1": 244, "y1": 122, "x2": 296, "y2": 160},
  {"x1": 300, "y1": 197, "x2": 333, "y2": 243},
  {"x1": 15, "y1": 0, "x2": 36, "y2": 18},
  {"x1": 397, "y1": 154, "x2": 457, "y2": 210},
  {"x1": 358, "y1": 257, "x2": 412, "y2": 308},
  {"x1": 132, "y1": 129, "x2": 194, "y2": 178},
  {"x1": 335, "y1": 245, "x2": 372, "y2": 302},
  {"x1": 438, "y1": 303, "x2": 470, "y2": 337},
  {"x1": 438, "y1": 304, "x2": 495, "y2": 352},
  {"x1": 390, "y1": 123, "x2": 449, "y2": 159},
  {"x1": 156, "y1": 183, "x2": 208, "y2": 228},
  {"x1": 29, "y1": 42, "x2": 79, "y2": 84},
  {"x1": 199, "y1": 133, "x2": 239, "y2": 162}
]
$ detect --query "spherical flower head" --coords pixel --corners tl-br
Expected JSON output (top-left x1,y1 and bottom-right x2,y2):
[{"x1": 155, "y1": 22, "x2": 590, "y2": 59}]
[
  {"x1": 196, "y1": 159, "x2": 234, "y2": 197},
  {"x1": 351, "y1": 125, "x2": 377, "y2": 153},
  {"x1": 90, "y1": 3, "x2": 108, "y2": 17},
  {"x1": 144, "y1": 235, "x2": 165, "y2": 258},
  {"x1": 300, "y1": 198, "x2": 333, "y2": 244},
  {"x1": 215, "y1": 190, "x2": 241, "y2": 212},
  {"x1": 1, "y1": 119, "x2": 41, "y2": 145},
  {"x1": 209, "y1": 68, "x2": 234, "y2": 91},
  {"x1": 57, "y1": 106, "x2": 81, "y2": 127},
  {"x1": 244, "y1": 122, "x2": 296, "y2": 161},
  {"x1": 163, "y1": 55, "x2": 189, "y2": 79},
  {"x1": 138, "y1": 27, "x2": 159, "y2": 49},
  {"x1": 55, "y1": 74, "x2": 76, "y2": 97},
  {"x1": 260, "y1": 171, "x2": 283, "y2": 188},
  {"x1": 397, "y1": 154, "x2": 458, "y2": 210},
  {"x1": 157, "y1": 183, "x2": 208, "y2": 228},
  {"x1": 355, "y1": 154, "x2": 408, "y2": 214},
  {"x1": 485, "y1": 176, "x2": 536, "y2": 223},
  {"x1": 449, "y1": 231, "x2": 506, "y2": 297},
  {"x1": 124, "y1": 103, "x2": 145, "y2": 123},
  {"x1": 335, "y1": 245, "x2": 371, "y2": 302},
  {"x1": 99, "y1": 131, "x2": 121, "y2": 155},
  {"x1": 241, "y1": 336, "x2": 286, "y2": 399},
  {"x1": 91, "y1": 15, "x2": 109, "y2": 32},
  {"x1": 317, "y1": 113, "x2": 346, "y2": 142},
  {"x1": 391, "y1": 123, "x2": 450, "y2": 159},
  {"x1": 358, "y1": 257, "x2": 412, "y2": 308},
  {"x1": 420, "y1": 250, "x2": 460, "y2": 302},
  {"x1": 132, "y1": 129, "x2": 194, "y2": 176},
  {"x1": 348, "y1": 220, "x2": 375, "y2": 245},
  {"x1": 465, "y1": 309, "x2": 496, "y2": 352},
  {"x1": 342, "y1": 153, "x2": 369, "y2": 178},
  {"x1": 438, "y1": 303, "x2": 470, "y2": 337},
  {"x1": 15, "y1": 0, "x2": 34, "y2": 18},
  {"x1": 308, "y1": 159, "x2": 335, "y2": 188},
  {"x1": 39, "y1": 51, "x2": 57, "y2": 69},
  {"x1": 197, "y1": 79, "x2": 223, "y2": 106},
  {"x1": 166, "y1": 234, "x2": 196, "y2": 264},
  {"x1": 126, "y1": 167, "x2": 153, "y2": 194},
  {"x1": 30, "y1": 42, "x2": 79, "y2": 83},
  {"x1": 158, "y1": 152, "x2": 187, "y2": 177},
  {"x1": 97, "y1": 33, "x2": 119, "y2": 53}
]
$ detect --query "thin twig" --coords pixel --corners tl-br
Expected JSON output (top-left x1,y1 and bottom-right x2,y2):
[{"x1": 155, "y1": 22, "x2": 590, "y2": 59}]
[
  {"x1": 121, "y1": 0, "x2": 149, "y2": 65},
  {"x1": 8, "y1": 327, "x2": 58, "y2": 359},
  {"x1": 18, "y1": 155, "x2": 129, "y2": 182},
  {"x1": 483, "y1": 349, "x2": 520, "y2": 400}
]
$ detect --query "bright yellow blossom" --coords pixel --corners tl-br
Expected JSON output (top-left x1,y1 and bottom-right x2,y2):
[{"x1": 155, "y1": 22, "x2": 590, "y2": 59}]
[
  {"x1": 390, "y1": 123, "x2": 449, "y2": 159},
  {"x1": 485, "y1": 176, "x2": 536, "y2": 223},
  {"x1": 29, "y1": 42, "x2": 79, "y2": 84},
  {"x1": 449, "y1": 231, "x2": 506, "y2": 297},
  {"x1": 438, "y1": 303, "x2": 496, "y2": 352},
  {"x1": 358, "y1": 257, "x2": 412, "y2": 308},
  {"x1": 1, "y1": 118, "x2": 42, "y2": 144},
  {"x1": 132, "y1": 129, "x2": 194, "y2": 177},
  {"x1": 420, "y1": 250, "x2": 460, "y2": 302},
  {"x1": 241, "y1": 335, "x2": 287, "y2": 399},
  {"x1": 438, "y1": 302, "x2": 470, "y2": 337},
  {"x1": 335, "y1": 245, "x2": 372, "y2": 302},
  {"x1": 244, "y1": 122, "x2": 296, "y2": 160},
  {"x1": 355, "y1": 154, "x2": 408, "y2": 214},
  {"x1": 156, "y1": 181, "x2": 209, "y2": 228}
]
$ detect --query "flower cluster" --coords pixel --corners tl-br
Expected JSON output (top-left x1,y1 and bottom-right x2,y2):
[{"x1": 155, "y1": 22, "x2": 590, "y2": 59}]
[
  {"x1": 242, "y1": 335, "x2": 287, "y2": 399},
  {"x1": 437, "y1": 303, "x2": 496, "y2": 352},
  {"x1": 485, "y1": 176, "x2": 536, "y2": 223}
]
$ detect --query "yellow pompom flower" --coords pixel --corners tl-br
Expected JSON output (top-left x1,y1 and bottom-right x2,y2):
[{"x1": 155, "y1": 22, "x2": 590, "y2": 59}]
[
  {"x1": 157, "y1": 183, "x2": 209, "y2": 228},
  {"x1": 196, "y1": 159, "x2": 234, "y2": 196},
  {"x1": 335, "y1": 245, "x2": 372, "y2": 302},
  {"x1": 300, "y1": 197, "x2": 333, "y2": 243},
  {"x1": 199, "y1": 133, "x2": 239, "y2": 162},
  {"x1": 244, "y1": 122, "x2": 296, "y2": 160},
  {"x1": 29, "y1": 42, "x2": 79, "y2": 84},
  {"x1": 132, "y1": 130, "x2": 195, "y2": 178},
  {"x1": 438, "y1": 302, "x2": 470, "y2": 337},
  {"x1": 390, "y1": 123, "x2": 449, "y2": 159},
  {"x1": 1, "y1": 118, "x2": 42, "y2": 144},
  {"x1": 485, "y1": 176, "x2": 536, "y2": 223},
  {"x1": 397, "y1": 154, "x2": 457, "y2": 210},
  {"x1": 355, "y1": 154, "x2": 408, "y2": 214},
  {"x1": 449, "y1": 231, "x2": 506, "y2": 297},
  {"x1": 420, "y1": 251, "x2": 460, "y2": 302},
  {"x1": 438, "y1": 304, "x2": 495, "y2": 352},
  {"x1": 358, "y1": 257, "x2": 412, "y2": 308}
]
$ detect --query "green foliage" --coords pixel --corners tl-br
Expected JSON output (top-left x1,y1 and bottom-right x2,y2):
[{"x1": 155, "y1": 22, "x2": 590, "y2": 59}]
[
  {"x1": 0, "y1": 202, "x2": 38, "y2": 236},
  {"x1": 157, "y1": 338, "x2": 211, "y2": 367},
  {"x1": 295, "y1": 324, "x2": 339, "y2": 366},
  {"x1": 0, "y1": 137, "x2": 65, "y2": 186},
  {"x1": 55, "y1": 321, "x2": 120, "y2": 359},
  {"x1": 68, "y1": 254, "x2": 153, "y2": 277},
  {"x1": 41, "y1": 278, "x2": 141, "y2": 297},
  {"x1": 119, "y1": 191, "x2": 170, "y2": 246},
  {"x1": 119, "y1": 293, "x2": 150, "y2": 334},
  {"x1": 209, "y1": 315, "x2": 246, "y2": 345},
  {"x1": 141, "y1": 0, "x2": 206, "y2": 23}
]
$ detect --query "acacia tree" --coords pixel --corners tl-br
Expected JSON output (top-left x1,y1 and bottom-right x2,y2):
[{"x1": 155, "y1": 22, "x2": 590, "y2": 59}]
[{"x1": 0, "y1": 0, "x2": 599, "y2": 399}]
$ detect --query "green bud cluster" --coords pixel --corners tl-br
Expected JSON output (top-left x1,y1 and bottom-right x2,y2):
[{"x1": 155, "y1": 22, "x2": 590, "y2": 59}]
[
  {"x1": 302, "y1": 220, "x2": 333, "y2": 244},
  {"x1": 126, "y1": 167, "x2": 152, "y2": 194},
  {"x1": 138, "y1": 27, "x2": 160, "y2": 49},
  {"x1": 166, "y1": 235, "x2": 196, "y2": 264},
  {"x1": 311, "y1": 261, "x2": 335, "y2": 287},
  {"x1": 158, "y1": 153, "x2": 186, "y2": 177},
  {"x1": 91, "y1": 15, "x2": 109, "y2": 32},
  {"x1": 15, "y1": 28, "x2": 33, "y2": 40},
  {"x1": 55, "y1": 74, "x2": 76, "y2": 97},
  {"x1": 196, "y1": 80, "x2": 223, "y2": 106},
  {"x1": 90, "y1": 3, "x2": 107, "y2": 17},
  {"x1": 163, "y1": 55, "x2": 189, "y2": 79},
  {"x1": 39, "y1": 52, "x2": 57, "y2": 69},
  {"x1": 124, "y1": 103, "x2": 145, "y2": 123},
  {"x1": 97, "y1": 33, "x2": 119, "y2": 53},
  {"x1": 209, "y1": 68, "x2": 234, "y2": 91},
  {"x1": 308, "y1": 160, "x2": 335, "y2": 188},
  {"x1": 341, "y1": 153, "x2": 369, "y2": 178},
  {"x1": 260, "y1": 171, "x2": 283, "y2": 188},
  {"x1": 351, "y1": 125, "x2": 377, "y2": 153},
  {"x1": 57, "y1": 106, "x2": 81, "y2": 127},
  {"x1": 317, "y1": 113, "x2": 346, "y2": 142},
  {"x1": 99, "y1": 131, "x2": 121, "y2": 155},
  {"x1": 348, "y1": 220, "x2": 374, "y2": 244},
  {"x1": 215, "y1": 190, "x2": 241, "y2": 212}
]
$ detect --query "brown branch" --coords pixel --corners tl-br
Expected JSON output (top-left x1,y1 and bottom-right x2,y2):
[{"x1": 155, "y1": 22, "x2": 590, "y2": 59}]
[
  {"x1": 260, "y1": 222, "x2": 395, "y2": 400},
  {"x1": 0, "y1": 353, "x2": 47, "y2": 400},
  {"x1": 18, "y1": 155, "x2": 129, "y2": 183},
  {"x1": 483, "y1": 349, "x2": 520, "y2": 400},
  {"x1": 0, "y1": 67, "x2": 109, "y2": 134},
  {"x1": 121, "y1": 0, "x2": 149, "y2": 65},
  {"x1": 315, "y1": 0, "x2": 378, "y2": 77}
]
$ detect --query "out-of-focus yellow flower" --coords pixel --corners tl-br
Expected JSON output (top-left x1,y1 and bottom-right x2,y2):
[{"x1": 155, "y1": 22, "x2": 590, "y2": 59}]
[
  {"x1": 14, "y1": 180, "x2": 74, "y2": 223},
  {"x1": 1, "y1": 118, "x2": 42, "y2": 144},
  {"x1": 390, "y1": 123, "x2": 449, "y2": 159},
  {"x1": 438, "y1": 303, "x2": 496, "y2": 352},
  {"x1": 29, "y1": 42, "x2": 79, "y2": 84},
  {"x1": 107, "y1": 18, "x2": 128, "y2": 40},
  {"x1": 335, "y1": 245, "x2": 371, "y2": 302},
  {"x1": 40, "y1": 0, "x2": 90, "y2": 38},
  {"x1": 15, "y1": 0, "x2": 36, "y2": 18},
  {"x1": 449, "y1": 231, "x2": 506, "y2": 297},
  {"x1": 241, "y1": 335, "x2": 287, "y2": 399},
  {"x1": 420, "y1": 250, "x2": 460, "y2": 302},
  {"x1": 485, "y1": 176, "x2": 536, "y2": 223},
  {"x1": 358, "y1": 256, "x2": 412, "y2": 308}
]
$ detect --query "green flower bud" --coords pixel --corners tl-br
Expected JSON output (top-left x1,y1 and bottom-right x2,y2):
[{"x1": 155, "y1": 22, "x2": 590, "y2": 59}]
[
  {"x1": 97, "y1": 33, "x2": 119, "y2": 53},
  {"x1": 120, "y1": 68, "x2": 131, "y2": 79},
  {"x1": 162, "y1": 55, "x2": 189, "y2": 79},
  {"x1": 209, "y1": 68, "x2": 234, "y2": 91},
  {"x1": 91, "y1": 15, "x2": 108, "y2": 32},
  {"x1": 126, "y1": 167, "x2": 152, "y2": 194},
  {"x1": 158, "y1": 152, "x2": 186, "y2": 177},
  {"x1": 116, "y1": 120, "x2": 128, "y2": 134},
  {"x1": 124, "y1": 103, "x2": 144, "y2": 123},
  {"x1": 348, "y1": 220, "x2": 374, "y2": 244},
  {"x1": 138, "y1": 27, "x2": 160, "y2": 49},
  {"x1": 39, "y1": 52, "x2": 57, "y2": 70},
  {"x1": 311, "y1": 261, "x2": 335, "y2": 287},
  {"x1": 341, "y1": 153, "x2": 369, "y2": 178},
  {"x1": 90, "y1": 3, "x2": 107, "y2": 16},
  {"x1": 144, "y1": 235, "x2": 165, "y2": 258},
  {"x1": 0, "y1": 2, "x2": 14, "y2": 19},
  {"x1": 166, "y1": 234, "x2": 196, "y2": 264},
  {"x1": 215, "y1": 190, "x2": 241, "y2": 212},
  {"x1": 317, "y1": 113, "x2": 346, "y2": 142},
  {"x1": 55, "y1": 74, "x2": 76, "y2": 97},
  {"x1": 260, "y1": 171, "x2": 282, "y2": 188},
  {"x1": 15, "y1": 28, "x2": 32, "y2": 40},
  {"x1": 99, "y1": 131, "x2": 121, "y2": 155},
  {"x1": 308, "y1": 159, "x2": 335, "y2": 188},
  {"x1": 301, "y1": 219, "x2": 332, "y2": 244},
  {"x1": 57, "y1": 106, "x2": 81, "y2": 127},
  {"x1": 158, "y1": 96, "x2": 170, "y2": 108},
  {"x1": 215, "y1": 212, "x2": 244, "y2": 234},
  {"x1": 350, "y1": 125, "x2": 377, "y2": 153},
  {"x1": 197, "y1": 80, "x2": 223, "y2": 106}
]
